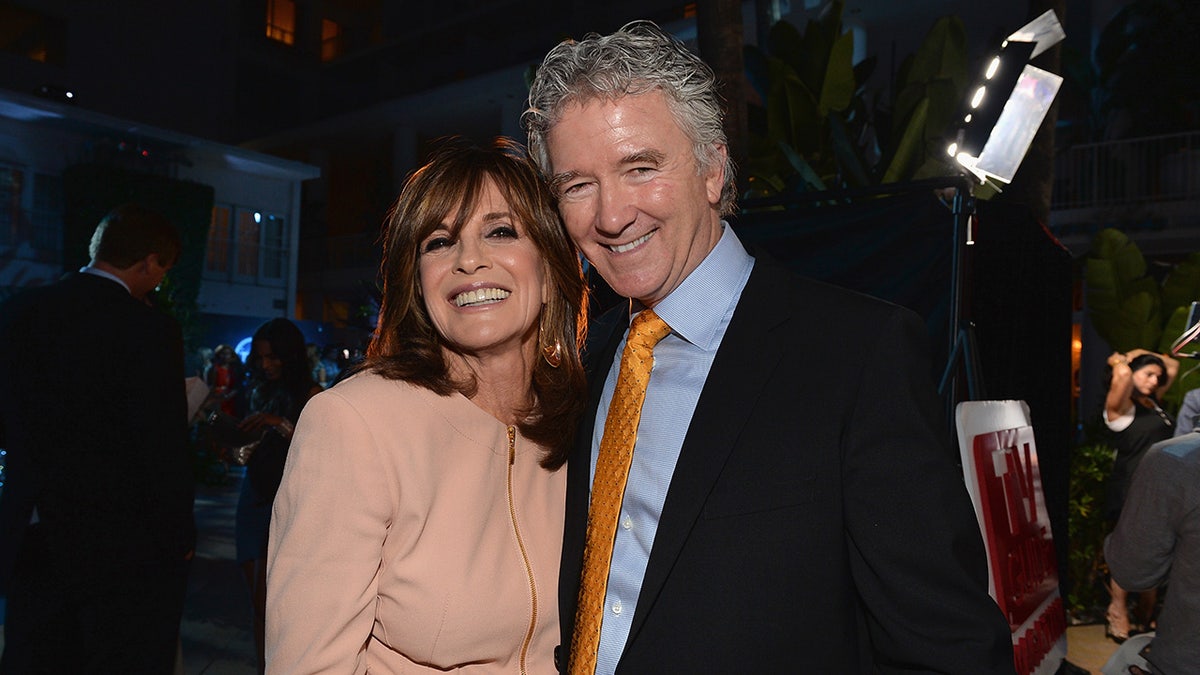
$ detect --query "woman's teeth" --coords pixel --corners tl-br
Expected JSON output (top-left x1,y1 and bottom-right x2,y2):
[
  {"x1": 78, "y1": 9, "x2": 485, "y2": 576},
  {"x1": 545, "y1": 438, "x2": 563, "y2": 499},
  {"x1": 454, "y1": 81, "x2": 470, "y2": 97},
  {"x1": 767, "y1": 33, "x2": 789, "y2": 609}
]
[{"x1": 455, "y1": 288, "x2": 510, "y2": 307}]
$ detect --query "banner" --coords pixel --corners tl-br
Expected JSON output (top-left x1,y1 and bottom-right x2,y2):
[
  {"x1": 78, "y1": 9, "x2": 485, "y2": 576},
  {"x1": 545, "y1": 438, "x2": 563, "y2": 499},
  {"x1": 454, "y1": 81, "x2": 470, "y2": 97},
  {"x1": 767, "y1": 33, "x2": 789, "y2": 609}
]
[{"x1": 956, "y1": 400, "x2": 1065, "y2": 675}]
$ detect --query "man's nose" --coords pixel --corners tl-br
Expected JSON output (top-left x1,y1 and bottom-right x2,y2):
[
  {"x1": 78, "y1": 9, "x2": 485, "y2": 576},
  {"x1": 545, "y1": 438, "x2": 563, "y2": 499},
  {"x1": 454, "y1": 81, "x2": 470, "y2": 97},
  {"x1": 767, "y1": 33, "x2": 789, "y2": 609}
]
[{"x1": 595, "y1": 184, "x2": 635, "y2": 235}]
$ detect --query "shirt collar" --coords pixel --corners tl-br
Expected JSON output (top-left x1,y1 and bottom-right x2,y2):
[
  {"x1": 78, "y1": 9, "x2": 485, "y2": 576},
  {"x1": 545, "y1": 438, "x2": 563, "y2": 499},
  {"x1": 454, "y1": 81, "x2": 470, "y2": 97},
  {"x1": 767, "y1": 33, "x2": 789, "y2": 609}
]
[
  {"x1": 631, "y1": 223, "x2": 753, "y2": 351},
  {"x1": 80, "y1": 265, "x2": 131, "y2": 295}
]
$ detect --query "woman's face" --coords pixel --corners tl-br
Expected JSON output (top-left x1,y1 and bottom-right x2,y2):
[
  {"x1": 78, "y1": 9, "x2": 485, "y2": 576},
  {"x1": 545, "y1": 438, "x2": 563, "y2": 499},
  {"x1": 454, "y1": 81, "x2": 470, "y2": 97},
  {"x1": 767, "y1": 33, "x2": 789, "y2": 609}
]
[
  {"x1": 252, "y1": 339, "x2": 284, "y2": 381},
  {"x1": 417, "y1": 177, "x2": 547, "y2": 362},
  {"x1": 1131, "y1": 364, "x2": 1163, "y2": 396}
]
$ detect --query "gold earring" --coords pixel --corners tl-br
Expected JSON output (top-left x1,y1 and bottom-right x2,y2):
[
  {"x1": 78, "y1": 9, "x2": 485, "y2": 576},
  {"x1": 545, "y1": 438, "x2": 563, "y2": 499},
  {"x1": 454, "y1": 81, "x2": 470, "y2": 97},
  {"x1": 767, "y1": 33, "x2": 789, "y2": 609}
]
[
  {"x1": 542, "y1": 339, "x2": 563, "y2": 368},
  {"x1": 539, "y1": 313, "x2": 562, "y2": 368}
]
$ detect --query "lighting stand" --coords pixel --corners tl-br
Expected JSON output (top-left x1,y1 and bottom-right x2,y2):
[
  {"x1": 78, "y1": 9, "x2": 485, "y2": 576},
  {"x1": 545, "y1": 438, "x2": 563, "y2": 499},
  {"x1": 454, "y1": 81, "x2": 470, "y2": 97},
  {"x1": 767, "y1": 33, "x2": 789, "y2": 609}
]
[{"x1": 937, "y1": 184, "x2": 985, "y2": 423}]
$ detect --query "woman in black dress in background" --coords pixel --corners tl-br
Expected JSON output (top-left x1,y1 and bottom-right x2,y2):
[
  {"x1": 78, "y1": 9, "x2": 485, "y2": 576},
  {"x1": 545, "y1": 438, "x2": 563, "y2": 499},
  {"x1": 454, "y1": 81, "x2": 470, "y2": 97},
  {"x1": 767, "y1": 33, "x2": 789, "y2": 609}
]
[
  {"x1": 1101, "y1": 348, "x2": 1178, "y2": 642},
  {"x1": 235, "y1": 318, "x2": 321, "y2": 672}
]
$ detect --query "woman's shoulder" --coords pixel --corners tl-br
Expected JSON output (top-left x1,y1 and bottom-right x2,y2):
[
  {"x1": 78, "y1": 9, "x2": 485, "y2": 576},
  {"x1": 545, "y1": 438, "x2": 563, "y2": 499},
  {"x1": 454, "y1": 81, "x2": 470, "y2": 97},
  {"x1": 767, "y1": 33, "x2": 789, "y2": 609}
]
[{"x1": 320, "y1": 370, "x2": 426, "y2": 403}]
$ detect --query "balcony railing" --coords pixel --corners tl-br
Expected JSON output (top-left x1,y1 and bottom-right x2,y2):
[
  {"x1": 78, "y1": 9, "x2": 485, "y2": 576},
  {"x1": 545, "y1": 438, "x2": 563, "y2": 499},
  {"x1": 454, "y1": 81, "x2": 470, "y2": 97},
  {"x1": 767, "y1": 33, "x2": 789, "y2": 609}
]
[{"x1": 1052, "y1": 131, "x2": 1200, "y2": 210}]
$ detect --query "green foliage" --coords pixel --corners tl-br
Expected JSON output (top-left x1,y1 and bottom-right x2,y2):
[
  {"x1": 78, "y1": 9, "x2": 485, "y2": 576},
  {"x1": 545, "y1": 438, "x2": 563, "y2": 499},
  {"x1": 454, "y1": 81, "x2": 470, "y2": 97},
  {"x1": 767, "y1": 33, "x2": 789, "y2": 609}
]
[
  {"x1": 743, "y1": 7, "x2": 968, "y2": 200},
  {"x1": 743, "y1": 0, "x2": 867, "y2": 196},
  {"x1": 1084, "y1": 229, "x2": 1200, "y2": 412},
  {"x1": 882, "y1": 16, "x2": 968, "y2": 183},
  {"x1": 1084, "y1": 228, "x2": 1164, "y2": 352},
  {"x1": 1066, "y1": 441, "x2": 1116, "y2": 616}
]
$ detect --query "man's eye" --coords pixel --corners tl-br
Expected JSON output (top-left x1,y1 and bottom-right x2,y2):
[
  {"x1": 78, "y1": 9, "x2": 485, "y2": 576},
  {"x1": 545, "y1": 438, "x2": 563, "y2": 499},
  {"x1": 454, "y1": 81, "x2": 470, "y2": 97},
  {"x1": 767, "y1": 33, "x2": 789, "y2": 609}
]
[{"x1": 561, "y1": 181, "x2": 590, "y2": 196}]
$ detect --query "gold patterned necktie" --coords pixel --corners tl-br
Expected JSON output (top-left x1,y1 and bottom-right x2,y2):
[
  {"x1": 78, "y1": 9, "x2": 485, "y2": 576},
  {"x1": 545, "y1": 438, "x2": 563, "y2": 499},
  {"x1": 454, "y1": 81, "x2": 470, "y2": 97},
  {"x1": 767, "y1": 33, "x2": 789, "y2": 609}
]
[{"x1": 569, "y1": 309, "x2": 672, "y2": 675}]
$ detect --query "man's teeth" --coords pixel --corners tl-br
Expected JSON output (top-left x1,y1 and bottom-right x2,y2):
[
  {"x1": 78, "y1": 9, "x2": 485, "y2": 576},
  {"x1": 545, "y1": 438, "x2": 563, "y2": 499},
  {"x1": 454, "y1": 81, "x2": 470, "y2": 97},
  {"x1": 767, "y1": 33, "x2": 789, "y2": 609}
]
[
  {"x1": 610, "y1": 232, "x2": 653, "y2": 254},
  {"x1": 455, "y1": 288, "x2": 510, "y2": 307}
]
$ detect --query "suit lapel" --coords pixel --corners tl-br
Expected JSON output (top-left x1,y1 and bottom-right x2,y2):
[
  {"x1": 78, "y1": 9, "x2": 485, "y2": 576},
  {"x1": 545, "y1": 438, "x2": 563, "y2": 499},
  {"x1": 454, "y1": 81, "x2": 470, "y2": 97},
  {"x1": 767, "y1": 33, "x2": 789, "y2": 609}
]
[{"x1": 626, "y1": 259, "x2": 791, "y2": 644}]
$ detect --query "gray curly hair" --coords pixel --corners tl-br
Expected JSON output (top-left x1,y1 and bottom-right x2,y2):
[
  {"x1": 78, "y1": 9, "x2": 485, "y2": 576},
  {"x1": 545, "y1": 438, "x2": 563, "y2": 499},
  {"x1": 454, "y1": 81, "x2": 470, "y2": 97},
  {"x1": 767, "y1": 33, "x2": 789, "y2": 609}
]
[{"x1": 522, "y1": 20, "x2": 737, "y2": 216}]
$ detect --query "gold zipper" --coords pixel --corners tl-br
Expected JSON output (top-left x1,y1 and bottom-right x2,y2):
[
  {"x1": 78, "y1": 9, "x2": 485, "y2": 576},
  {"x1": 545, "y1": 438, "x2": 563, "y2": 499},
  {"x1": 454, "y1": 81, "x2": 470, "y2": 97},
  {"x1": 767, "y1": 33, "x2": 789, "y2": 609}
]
[{"x1": 507, "y1": 425, "x2": 538, "y2": 675}]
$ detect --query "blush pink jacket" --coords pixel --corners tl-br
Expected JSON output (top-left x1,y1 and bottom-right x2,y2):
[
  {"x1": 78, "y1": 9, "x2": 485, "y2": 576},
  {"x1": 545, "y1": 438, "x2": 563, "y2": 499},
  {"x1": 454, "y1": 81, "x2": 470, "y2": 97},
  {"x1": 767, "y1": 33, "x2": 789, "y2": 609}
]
[{"x1": 266, "y1": 373, "x2": 565, "y2": 673}]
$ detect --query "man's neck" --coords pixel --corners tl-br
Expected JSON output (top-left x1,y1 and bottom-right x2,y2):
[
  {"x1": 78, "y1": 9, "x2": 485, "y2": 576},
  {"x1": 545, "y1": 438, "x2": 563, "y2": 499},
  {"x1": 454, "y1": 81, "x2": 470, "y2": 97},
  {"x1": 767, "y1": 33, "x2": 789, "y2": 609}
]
[{"x1": 87, "y1": 260, "x2": 139, "y2": 298}]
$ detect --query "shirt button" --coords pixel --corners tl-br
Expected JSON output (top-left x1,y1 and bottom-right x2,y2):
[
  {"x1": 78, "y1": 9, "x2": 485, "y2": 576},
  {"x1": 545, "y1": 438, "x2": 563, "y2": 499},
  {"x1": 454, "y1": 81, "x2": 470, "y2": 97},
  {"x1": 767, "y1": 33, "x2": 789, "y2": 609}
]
[
  {"x1": 611, "y1": 599, "x2": 622, "y2": 615},
  {"x1": 622, "y1": 515, "x2": 632, "y2": 530}
]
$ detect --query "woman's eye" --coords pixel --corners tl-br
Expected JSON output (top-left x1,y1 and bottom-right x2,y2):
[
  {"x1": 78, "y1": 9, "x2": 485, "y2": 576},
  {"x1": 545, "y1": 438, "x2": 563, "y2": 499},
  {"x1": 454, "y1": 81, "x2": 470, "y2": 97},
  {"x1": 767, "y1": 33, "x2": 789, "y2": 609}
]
[
  {"x1": 422, "y1": 236, "x2": 452, "y2": 253},
  {"x1": 488, "y1": 225, "x2": 518, "y2": 239}
]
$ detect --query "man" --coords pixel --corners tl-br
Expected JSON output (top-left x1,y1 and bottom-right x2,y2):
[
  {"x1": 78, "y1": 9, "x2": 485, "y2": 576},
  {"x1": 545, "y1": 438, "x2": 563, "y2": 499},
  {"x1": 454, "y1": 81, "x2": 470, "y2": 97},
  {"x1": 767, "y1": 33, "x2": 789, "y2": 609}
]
[
  {"x1": 523, "y1": 21, "x2": 1014, "y2": 673},
  {"x1": 0, "y1": 203, "x2": 195, "y2": 673},
  {"x1": 1105, "y1": 432, "x2": 1200, "y2": 674},
  {"x1": 1175, "y1": 387, "x2": 1199, "y2": 436}
]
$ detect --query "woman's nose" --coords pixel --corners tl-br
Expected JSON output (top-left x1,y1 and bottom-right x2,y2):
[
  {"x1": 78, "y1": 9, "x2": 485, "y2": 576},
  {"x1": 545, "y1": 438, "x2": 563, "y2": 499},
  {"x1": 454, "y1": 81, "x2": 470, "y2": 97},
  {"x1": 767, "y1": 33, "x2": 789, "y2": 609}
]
[{"x1": 455, "y1": 238, "x2": 489, "y2": 273}]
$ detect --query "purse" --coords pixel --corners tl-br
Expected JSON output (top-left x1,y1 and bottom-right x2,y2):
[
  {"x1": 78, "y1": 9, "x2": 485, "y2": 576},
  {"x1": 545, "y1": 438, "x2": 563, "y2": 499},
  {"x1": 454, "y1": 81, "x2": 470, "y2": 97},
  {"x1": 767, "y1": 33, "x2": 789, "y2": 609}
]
[{"x1": 202, "y1": 409, "x2": 265, "y2": 465}]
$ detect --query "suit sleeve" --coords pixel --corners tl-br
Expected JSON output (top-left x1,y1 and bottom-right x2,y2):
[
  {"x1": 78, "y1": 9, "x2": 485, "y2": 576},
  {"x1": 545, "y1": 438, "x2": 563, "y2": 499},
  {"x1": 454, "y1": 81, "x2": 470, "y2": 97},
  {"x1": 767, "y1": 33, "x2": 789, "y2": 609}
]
[
  {"x1": 126, "y1": 311, "x2": 196, "y2": 559},
  {"x1": 1105, "y1": 449, "x2": 1179, "y2": 591},
  {"x1": 1175, "y1": 390, "x2": 1200, "y2": 436},
  {"x1": 841, "y1": 307, "x2": 1014, "y2": 674},
  {"x1": 266, "y1": 388, "x2": 399, "y2": 674}
]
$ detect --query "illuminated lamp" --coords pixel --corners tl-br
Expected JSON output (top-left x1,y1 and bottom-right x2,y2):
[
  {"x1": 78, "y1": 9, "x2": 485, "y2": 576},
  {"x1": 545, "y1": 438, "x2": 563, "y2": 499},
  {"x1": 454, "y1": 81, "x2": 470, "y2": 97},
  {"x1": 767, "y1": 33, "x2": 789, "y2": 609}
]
[{"x1": 947, "y1": 10, "x2": 1065, "y2": 188}]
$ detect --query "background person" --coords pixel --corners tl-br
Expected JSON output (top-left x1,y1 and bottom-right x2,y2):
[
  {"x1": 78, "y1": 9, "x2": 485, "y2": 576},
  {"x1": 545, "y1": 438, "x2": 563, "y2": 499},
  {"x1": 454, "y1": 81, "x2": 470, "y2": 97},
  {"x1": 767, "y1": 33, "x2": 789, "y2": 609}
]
[
  {"x1": 1105, "y1": 431, "x2": 1200, "y2": 674},
  {"x1": 1102, "y1": 349, "x2": 1178, "y2": 642},
  {"x1": 1174, "y1": 386, "x2": 1199, "y2": 436},
  {"x1": 266, "y1": 138, "x2": 587, "y2": 673},
  {"x1": 0, "y1": 203, "x2": 195, "y2": 673},
  {"x1": 234, "y1": 317, "x2": 321, "y2": 673},
  {"x1": 524, "y1": 20, "x2": 1013, "y2": 673}
]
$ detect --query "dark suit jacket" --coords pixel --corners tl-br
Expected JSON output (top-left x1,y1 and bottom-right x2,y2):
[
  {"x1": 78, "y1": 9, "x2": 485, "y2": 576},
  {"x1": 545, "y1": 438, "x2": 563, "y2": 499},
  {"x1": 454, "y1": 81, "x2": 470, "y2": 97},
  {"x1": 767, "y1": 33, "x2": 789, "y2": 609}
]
[
  {"x1": 559, "y1": 252, "x2": 1014, "y2": 673},
  {"x1": 0, "y1": 273, "x2": 195, "y2": 593}
]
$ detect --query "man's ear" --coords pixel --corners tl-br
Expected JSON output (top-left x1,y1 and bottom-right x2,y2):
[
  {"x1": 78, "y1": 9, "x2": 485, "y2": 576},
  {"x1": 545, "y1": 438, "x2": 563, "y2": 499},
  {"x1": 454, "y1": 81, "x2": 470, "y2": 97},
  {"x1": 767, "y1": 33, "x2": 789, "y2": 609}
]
[{"x1": 705, "y1": 143, "x2": 728, "y2": 207}]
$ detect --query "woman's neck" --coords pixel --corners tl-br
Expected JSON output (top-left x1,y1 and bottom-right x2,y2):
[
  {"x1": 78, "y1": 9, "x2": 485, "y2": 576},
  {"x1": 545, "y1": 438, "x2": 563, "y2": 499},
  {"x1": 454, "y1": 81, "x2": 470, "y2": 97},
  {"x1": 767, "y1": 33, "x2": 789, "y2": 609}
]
[{"x1": 446, "y1": 345, "x2": 536, "y2": 426}]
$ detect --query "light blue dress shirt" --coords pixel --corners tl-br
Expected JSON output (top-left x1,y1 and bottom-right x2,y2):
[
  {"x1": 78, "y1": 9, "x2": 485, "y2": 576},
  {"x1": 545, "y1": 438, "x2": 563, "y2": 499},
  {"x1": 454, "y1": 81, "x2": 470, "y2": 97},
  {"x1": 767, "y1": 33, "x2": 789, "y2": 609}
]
[{"x1": 591, "y1": 224, "x2": 754, "y2": 674}]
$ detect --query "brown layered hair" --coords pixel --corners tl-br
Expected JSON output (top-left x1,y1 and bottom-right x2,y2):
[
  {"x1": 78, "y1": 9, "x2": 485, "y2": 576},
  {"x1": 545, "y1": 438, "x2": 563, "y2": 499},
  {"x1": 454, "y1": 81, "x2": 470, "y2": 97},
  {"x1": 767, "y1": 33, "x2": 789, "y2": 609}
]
[{"x1": 364, "y1": 136, "x2": 587, "y2": 468}]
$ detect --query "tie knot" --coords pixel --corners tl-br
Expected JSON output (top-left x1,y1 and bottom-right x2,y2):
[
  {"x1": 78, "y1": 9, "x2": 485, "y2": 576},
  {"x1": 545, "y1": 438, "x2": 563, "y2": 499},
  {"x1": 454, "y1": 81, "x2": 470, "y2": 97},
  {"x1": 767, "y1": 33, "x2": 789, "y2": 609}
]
[{"x1": 628, "y1": 309, "x2": 671, "y2": 351}]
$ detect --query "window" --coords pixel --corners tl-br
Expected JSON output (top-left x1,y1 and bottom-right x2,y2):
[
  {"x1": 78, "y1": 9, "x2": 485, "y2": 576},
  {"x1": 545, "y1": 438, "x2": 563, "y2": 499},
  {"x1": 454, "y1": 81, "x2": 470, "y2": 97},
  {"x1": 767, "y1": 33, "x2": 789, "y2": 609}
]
[
  {"x1": 236, "y1": 210, "x2": 260, "y2": 277},
  {"x1": 265, "y1": 0, "x2": 296, "y2": 45},
  {"x1": 261, "y1": 214, "x2": 286, "y2": 279},
  {"x1": 205, "y1": 206, "x2": 232, "y2": 274},
  {"x1": 205, "y1": 206, "x2": 288, "y2": 286},
  {"x1": 30, "y1": 173, "x2": 63, "y2": 253},
  {"x1": 321, "y1": 19, "x2": 341, "y2": 62}
]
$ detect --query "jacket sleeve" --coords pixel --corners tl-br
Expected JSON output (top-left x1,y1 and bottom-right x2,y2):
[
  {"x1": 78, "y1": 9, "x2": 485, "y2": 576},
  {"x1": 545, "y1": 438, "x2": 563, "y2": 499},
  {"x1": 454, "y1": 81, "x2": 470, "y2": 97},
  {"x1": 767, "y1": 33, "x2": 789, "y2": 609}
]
[
  {"x1": 1175, "y1": 389, "x2": 1200, "y2": 436},
  {"x1": 266, "y1": 388, "x2": 399, "y2": 674},
  {"x1": 1105, "y1": 448, "x2": 1179, "y2": 591},
  {"x1": 841, "y1": 307, "x2": 1015, "y2": 674}
]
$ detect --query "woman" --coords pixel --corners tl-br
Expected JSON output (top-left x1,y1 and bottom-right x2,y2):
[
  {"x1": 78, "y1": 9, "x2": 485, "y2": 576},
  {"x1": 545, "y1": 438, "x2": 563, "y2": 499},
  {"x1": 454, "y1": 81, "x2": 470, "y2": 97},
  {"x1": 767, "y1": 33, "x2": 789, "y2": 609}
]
[
  {"x1": 266, "y1": 138, "x2": 587, "y2": 673},
  {"x1": 1101, "y1": 348, "x2": 1178, "y2": 642},
  {"x1": 236, "y1": 318, "x2": 322, "y2": 672},
  {"x1": 206, "y1": 343, "x2": 245, "y2": 417}
]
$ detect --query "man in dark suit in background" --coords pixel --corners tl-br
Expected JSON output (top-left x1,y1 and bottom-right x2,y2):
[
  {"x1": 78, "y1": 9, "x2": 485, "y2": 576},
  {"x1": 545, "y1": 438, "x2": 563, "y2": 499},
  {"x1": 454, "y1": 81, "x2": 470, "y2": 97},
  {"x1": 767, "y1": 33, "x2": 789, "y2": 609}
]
[
  {"x1": 524, "y1": 21, "x2": 1014, "y2": 673},
  {"x1": 0, "y1": 203, "x2": 195, "y2": 673}
]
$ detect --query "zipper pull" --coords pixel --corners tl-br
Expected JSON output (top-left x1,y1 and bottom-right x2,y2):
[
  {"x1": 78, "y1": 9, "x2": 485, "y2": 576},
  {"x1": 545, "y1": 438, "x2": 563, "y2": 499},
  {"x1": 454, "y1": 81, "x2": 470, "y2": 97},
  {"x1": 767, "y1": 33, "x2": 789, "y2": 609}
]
[{"x1": 507, "y1": 425, "x2": 516, "y2": 465}]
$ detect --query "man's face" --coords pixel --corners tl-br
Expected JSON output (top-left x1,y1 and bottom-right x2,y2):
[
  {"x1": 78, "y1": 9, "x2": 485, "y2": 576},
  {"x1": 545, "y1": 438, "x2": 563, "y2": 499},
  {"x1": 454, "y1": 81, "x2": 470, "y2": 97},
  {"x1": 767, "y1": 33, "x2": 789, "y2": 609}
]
[
  {"x1": 131, "y1": 254, "x2": 171, "y2": 300},
  {"x1": 546, "y1": 90, "x2": 725, "y2": 307}
]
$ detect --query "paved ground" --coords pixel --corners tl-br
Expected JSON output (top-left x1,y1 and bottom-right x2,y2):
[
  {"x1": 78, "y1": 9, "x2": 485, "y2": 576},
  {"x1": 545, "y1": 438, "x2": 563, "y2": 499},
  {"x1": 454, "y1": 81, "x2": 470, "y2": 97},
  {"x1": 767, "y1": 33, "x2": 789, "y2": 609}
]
[
  {"x1": 0, "y1": 467, "x2": 1125, "y2": 674},
  {"x1": 179, "y1": 468, "x2": 258, "y2": 674},
  {"x1": 0, "y1": 468, "x2": 258, "y2": 675}
]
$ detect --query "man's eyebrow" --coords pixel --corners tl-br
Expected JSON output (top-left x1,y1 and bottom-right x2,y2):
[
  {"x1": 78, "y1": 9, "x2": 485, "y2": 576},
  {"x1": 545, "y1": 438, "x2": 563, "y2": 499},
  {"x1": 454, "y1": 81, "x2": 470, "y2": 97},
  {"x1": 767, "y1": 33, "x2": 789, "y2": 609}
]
[
  {"x1": 622, "y1": 150, "x2": 665, "y2": 166},
  {"x1": 548, "y1": 171, "x2": 579, "y2": 192}
]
